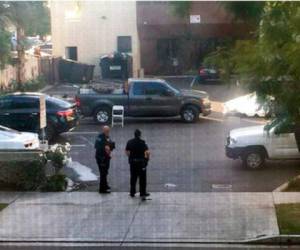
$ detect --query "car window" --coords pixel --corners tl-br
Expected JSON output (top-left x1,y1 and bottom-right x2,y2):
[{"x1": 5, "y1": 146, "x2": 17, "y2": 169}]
[
  {"x1": 275, "y1": 119, "x2": 295, "y2": 134},
  {"x1": 0, "y1": 98, "x2": 13, "y2": 110},
  {"x1": 12, "y1": 97, "x2": 39, "y2": 109},
  {"x1": 132, "y1": 82, "x2": 145, "y2": 95},
  {"x1": 46, "y1": 97, "x2": 71, "y2": 109},
  {"x1": 144, "y1": 82, "x2": 167, "y2": 95}
]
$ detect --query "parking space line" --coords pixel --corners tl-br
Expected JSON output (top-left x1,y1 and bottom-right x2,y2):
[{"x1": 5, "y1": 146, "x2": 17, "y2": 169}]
[
  {"x1": 201, "y1": 116, "x2": 224, "y2": 123},
  {"x1": 65, "y1": 131, "x2": 99, "y2": 135},
  {"x1": 70, "y1": 144, "x2": 87, "y2": 147},
  {"x1": 79, "y1": 136, "x2": 94, "y2": 147}
]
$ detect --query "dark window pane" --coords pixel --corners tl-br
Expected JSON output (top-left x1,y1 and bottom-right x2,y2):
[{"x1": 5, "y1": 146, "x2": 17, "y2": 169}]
[
  {"x1": 0, "y1": 98, "x2": 13, "y2": 109},
  {"x1": 144, "y1": 82, "x2": 166, "y2": 95},
  {"x1": 132, "y1": 82, "x2": 144, "y2": 95},
  {"x1": 12, "y1": 97, "x2": 39, "y2": 109},
  {"x1": 66, "y1": 46, "x2": 78, "y2": 61},
  {"x1": 117, "y1": 36, "x2": 132, "y2": 53}
]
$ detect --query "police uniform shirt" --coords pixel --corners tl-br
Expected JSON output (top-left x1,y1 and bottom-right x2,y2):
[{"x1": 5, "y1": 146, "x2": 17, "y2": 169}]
[
  {"x1": 95, "y1": 133, "x2": 110, "y2": 158},
  {"x1": 126, "y1": 138, "x2": 148, "y2": 161}
]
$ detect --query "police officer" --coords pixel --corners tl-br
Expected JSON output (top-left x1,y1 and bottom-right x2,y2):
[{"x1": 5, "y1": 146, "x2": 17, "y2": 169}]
[
  {"x1": 95, "y1": 125, "x2": 115, "y2": 193},
  {"x1": 125, "y1": 129, "x2": 150, "y2": 200}
]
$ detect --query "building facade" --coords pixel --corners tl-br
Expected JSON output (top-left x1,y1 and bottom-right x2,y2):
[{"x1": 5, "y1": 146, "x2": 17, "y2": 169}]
[
  {"x1": 50, "y1": 1, "x2": 249, "y2": 78},
  {"x1": 50, "y1": 0, "x2": 141, "y2": 78},
  {"x1": 137, "y1": 1, "x2": 250, "y2": 75}
]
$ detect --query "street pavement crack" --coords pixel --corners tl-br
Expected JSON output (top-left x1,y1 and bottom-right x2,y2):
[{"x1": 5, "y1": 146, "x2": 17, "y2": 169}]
[{"x1": 120, "y1": 199, "x2": 142, "y2": 246}]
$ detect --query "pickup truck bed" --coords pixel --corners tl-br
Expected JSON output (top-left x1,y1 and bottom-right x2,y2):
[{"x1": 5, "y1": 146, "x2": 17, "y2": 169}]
[{"x1": 76, "y1": 78, "x2": 211, "y2": 124}]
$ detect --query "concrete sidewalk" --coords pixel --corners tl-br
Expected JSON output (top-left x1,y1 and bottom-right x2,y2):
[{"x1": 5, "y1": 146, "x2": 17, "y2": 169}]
[{"x1": 0, "y1": 192, "x2": 293, "y2": 243}]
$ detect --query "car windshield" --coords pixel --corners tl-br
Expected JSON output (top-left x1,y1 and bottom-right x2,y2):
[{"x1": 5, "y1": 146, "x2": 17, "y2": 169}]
[
  {"x1": 46, "y1": 96, "x2": 72, "y2": 109},
  {"x1": 164, "y1": 81, "x2": 181, "y2": 95},
  {"x1": 0, "y1": 125, "x2": 21, "y2": 134},
  {"x1": 264, "y1": 117, "x2": 293, "y2": 132}
]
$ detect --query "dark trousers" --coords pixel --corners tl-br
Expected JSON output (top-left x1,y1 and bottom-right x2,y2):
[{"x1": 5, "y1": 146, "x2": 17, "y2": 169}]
[
  {"x1": 96, "y1": 157, "x2": 110, "y2": 192},
  {"x1": 130, "y1": 162, "x2": 147, "y2": 196}
]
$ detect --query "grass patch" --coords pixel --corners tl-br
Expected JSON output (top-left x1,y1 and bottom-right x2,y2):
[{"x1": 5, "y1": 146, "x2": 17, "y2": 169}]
[
  {"x1": 276, "y1": 203, "x2": 300, "y2": 234},
  {"x1": 0, "y1": 204, "x2": 7, "y2": 211},
  {"x1": 284, "y1": 178, "x2": 300, "y2": 192}
]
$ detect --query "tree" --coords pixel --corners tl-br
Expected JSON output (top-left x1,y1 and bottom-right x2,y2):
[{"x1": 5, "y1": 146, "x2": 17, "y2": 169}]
[
  {"x1": 0, "y1": 28, "x2": 11, "y2": 70},
  {"x1": 170, "y1": 1, "x2": 191, "y2": 18},
  {"x1": 205, "y1": 2, "x2": 300, "y2": 119},
  {"x1": 222, "y1": 1, "x2": 265, "y2": 25},
  {"x1": 0, "y1": 1, "x2": 50, "y2": 86}
]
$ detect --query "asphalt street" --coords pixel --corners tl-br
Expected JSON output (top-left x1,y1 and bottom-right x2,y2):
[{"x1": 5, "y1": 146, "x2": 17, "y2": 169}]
[{"x1": 47, "y1": 78, "x2": 300, "y2": 192}]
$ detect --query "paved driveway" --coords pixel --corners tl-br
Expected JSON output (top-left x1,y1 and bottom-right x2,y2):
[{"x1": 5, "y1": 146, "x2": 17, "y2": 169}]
[{"x1": 48, "y1": 79, "x2": 300, "y2": 192}]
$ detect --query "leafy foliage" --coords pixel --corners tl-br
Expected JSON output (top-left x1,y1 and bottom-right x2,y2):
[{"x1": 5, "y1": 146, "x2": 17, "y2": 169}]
[
  {"x1": 0, "y1": 160, "x2": 46, "y2": 191},
  {"x1": 0, "y1": 76, "x2": 46, "y2": 95},
  {"x1": 0, "y1": 28, "x2": 11, "y2": 69},
  {"x1": 205, "y1": 2, "x2": 300, "y2": 119},
  {"x1": 222, "y1": 1, "x2": 265, "y2": 24},
  {"x1": 169, "y1": 1, "x2": 191, "y2": 18},
  {"x1": 41, "y1": 174, "x2": 67, "y2": 192},
  {"x1": 0, "y1": 1, "x2": 50, "y2": 82},
  {"x1": 0, "y1": 1, "x2": 50, "y2": 36}
]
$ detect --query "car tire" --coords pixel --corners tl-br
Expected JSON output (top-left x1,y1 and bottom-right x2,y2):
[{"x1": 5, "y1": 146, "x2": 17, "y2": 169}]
[
  {"x1": 242, "y1": 148, "x2": 265, "y2": 169},
  {"x1": 180, "y1": 105, "x2": 200, "y2": 123},
  {"x1": 94, "y1": 106, "x2": 111, "y2": 124}
]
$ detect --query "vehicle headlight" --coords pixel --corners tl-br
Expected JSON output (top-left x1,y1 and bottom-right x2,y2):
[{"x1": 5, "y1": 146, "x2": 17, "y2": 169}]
[{"x1": 202, "y1": 97, "x2": 210, "y2": 105}]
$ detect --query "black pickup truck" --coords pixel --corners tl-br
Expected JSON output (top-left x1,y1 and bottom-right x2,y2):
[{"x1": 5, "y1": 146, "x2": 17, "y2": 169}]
[{"x1": 76, "y1": 78, "x2": 211, "y2": 124}]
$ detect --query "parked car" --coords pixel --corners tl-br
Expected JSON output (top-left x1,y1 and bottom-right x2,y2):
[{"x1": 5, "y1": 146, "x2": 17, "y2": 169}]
[
  {"x1": 196, "y1": 66, "x2": 219, "y2": 83},
  {"x1": 223, "y1": 92, "x2": 274, "y2": 118},
  {"x1": 225, "y1": 117, "x2": 299, "y2": 169},
  {"x1": 76, "y1": 78, "x2": 211, "y2": 124},
  {"x1": 0, "y1": 93, "x2": 79, "y2": 140},
  {"x1": 0, "y1": 125, "x2": 40, "y2": 150}
]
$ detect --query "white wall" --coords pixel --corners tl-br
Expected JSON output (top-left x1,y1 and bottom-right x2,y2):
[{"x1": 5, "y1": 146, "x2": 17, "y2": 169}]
[{"x1": 50, "y1": 0, "x2": 141, "y2": 78}]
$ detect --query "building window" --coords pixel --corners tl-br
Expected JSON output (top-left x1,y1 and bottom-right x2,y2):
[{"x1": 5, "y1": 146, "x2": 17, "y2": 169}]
[
  {"x1": 65, "y1": 46, "x2": 78, "y2": 61},
  {"x1": 117, "y1": 36, "x2": 132, "y2": 53}
]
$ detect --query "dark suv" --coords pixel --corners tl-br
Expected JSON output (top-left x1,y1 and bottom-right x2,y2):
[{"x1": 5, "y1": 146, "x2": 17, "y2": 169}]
[{"x1": 0, "y1": 93, "x2": 79, "y2": 140}]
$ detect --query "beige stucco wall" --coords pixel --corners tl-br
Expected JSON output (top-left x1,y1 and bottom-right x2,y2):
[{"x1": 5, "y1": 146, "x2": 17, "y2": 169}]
[
  {"x1": 50, "y1": 0, "x2": 141, "y2": 78},
  {"x1": 0, "y1": 53, "x2": 40, "y2": 88}
]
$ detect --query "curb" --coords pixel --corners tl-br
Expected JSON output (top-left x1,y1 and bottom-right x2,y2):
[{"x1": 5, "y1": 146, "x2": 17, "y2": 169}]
[
  {"x1": 273, "y1": 175, "x2": 300, "y2": 192},
  {"x1": 0, "y1": 235, "x2": 299, "y2": 245}
]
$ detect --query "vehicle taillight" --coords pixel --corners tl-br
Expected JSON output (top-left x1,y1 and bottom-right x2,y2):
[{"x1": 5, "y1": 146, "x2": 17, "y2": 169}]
[
  {"x1": 57, "y1": 109, "x2": 74, "y2": 117},
  {"x1": 199, "y1": 69, "x2": 206, "y2": 75},
  {"x1": 75, "y1": 96, "x2": 80, "y2": 107}
]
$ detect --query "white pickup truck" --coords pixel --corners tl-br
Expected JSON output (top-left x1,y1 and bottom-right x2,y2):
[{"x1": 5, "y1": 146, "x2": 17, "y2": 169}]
[{"x1": 225, "y1": 118, "x2": 300, "y2": 169}]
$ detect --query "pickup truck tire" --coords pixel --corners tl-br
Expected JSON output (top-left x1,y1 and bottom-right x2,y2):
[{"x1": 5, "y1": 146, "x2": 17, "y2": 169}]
[
  {"x1": 242, "y1": 148, "x2": 265, "y2": 169},
  {"x1": 180, "y1": 105, "x2": 200, "y2": 123},
  {"x1": 94, "y1": 106, "x2": 111, "y2": 124}
]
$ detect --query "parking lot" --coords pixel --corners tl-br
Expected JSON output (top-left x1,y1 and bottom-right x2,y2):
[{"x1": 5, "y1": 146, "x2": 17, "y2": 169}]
[{"x1": 48, "y1": 78, "x2": 300, "y2": 192}]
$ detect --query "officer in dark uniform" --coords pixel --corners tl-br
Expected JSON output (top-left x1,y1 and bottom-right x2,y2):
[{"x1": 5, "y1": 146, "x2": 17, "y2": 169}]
[
  {"x1": 95, "y1": 125, "x2": 115, "y2": 193},
  {"x1": 125, "y1": 129, "x2": 150, "y2": 200}
]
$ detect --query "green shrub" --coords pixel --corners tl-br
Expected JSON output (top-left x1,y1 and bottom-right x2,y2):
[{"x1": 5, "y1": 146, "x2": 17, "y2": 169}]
[
  {"x1": 0, "y1": 75, "x2": 46, "y2": 95},
  {"x1": 46, "y1": 144, "x2": 71, "y2": 174},
  {"x1": 0, "y1": 160, "x2": 46, "y2": 191},
  {"x1": 41, "y1": 174, "x2": 67, "y2": 192},
  {"x1": 284, "y1": 178, "x2": 300, "y2": 192}
]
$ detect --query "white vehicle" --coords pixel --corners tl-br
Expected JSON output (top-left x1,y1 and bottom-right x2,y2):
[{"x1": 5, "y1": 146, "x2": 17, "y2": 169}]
[
  {"x1": 0, "y1": 125, "x2": 40, "y2": 150},
  {"x1": 226, "y1": 118, "x2": 299, "y2": 169},
  {"x1": 223, "y1": 92, "x2": 273, "y2": 117}
]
